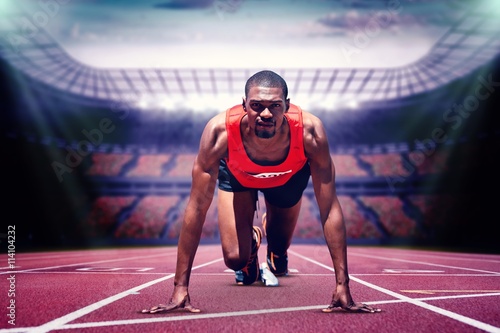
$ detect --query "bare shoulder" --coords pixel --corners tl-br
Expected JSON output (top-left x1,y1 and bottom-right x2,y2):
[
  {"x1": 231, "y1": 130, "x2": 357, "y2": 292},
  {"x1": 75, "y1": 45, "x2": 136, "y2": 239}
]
[
  {"x1": 301, "y1": 110, "x2": 329, "y2": 155},
  {"x1": 302, "y1": 110, "x2": 324, "y2": 132},
  {"x1": 198, "y1": 111, "x2": 228, "y2": 164},
  {"x1": 204, "y1": 111, "x2": 227, "y2": 139}
]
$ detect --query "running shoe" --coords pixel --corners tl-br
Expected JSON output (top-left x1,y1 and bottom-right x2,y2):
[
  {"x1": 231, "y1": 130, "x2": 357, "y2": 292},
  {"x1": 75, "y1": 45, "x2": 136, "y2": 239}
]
[
  {"x1": 235, "y1": 226, "x2": 262, "y2": 285},
  {"x1": 267, "y1": 249, "x2": 289, "y2": 276},
  {"x1": 260, "y1": 262, "x2": 279, "y2": 287},
  {"x1": 262, "y1": 212, "x2": 289, "y2": 276}
]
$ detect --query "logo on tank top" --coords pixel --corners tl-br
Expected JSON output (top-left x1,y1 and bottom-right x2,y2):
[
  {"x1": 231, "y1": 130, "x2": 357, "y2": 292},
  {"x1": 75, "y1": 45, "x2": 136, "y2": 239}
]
[{"x1": 247, "y1": 170, "x2": 292, "y2": 179}]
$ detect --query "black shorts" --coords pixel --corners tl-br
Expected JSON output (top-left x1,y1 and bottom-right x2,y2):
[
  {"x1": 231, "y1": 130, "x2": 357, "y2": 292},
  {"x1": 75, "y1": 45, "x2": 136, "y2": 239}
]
[{"x1": 218, "y1": 159, "x2": 311, "y2": 208}]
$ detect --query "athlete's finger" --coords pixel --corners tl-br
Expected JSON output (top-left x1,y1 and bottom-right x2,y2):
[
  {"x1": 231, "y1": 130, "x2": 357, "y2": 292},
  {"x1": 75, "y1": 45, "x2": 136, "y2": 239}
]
[
  {"x1": 345, "y1": 302, "x2": 381, "y2": 313},
  {"x1": 321, "y1": 299, "x2": 341, "y2": 313}
]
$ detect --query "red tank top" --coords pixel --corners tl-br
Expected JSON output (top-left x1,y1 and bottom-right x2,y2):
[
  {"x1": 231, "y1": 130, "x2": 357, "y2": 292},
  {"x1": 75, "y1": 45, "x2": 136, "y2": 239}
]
[{"x1": 225, "y1": 103, "x2": 307, "y2": 189}]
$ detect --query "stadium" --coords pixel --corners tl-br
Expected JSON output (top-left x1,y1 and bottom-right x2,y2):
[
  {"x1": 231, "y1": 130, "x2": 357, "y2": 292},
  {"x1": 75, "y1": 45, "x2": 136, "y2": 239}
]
[
  {"x1": 2, "y1": 0, "x2": 499, "y2": 252},
  {"x1": 1, "y1": 1, "x2": 500, "y2": 332}
]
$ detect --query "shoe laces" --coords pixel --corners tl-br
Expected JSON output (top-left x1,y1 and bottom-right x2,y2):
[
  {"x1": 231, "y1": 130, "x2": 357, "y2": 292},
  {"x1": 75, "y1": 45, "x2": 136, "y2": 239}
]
[
  {"x1": 268, "y1": 251, "x2": 287, "y2": 272},
  {"x1": 241, "y1": 228, "x2": 260, "y2": 275}
]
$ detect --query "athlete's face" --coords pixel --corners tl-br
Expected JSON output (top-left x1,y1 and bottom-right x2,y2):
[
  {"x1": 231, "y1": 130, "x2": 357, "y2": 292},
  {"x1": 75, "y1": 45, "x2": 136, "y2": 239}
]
[{"x1": 243, "y1": 86, "x2": 290, "y2": 139}]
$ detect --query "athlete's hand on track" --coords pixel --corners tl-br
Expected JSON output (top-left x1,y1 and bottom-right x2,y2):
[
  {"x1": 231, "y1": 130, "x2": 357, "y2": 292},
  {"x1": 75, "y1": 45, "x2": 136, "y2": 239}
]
[
  {"x1": 322, "y1": 299, "x2": 381, "y2": 313},
  {"x1": 140, "y1": 287, "x2": 201, "y2": 314},
  {"x1": 322, "y1": 285, "x2": 381, "y2": 313}
]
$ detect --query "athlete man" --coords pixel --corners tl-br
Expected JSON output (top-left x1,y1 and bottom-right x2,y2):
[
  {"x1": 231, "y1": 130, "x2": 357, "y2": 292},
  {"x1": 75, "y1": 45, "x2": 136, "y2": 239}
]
[{"x1": 141, "y1": 70, "x2": 380, "y2": 314}]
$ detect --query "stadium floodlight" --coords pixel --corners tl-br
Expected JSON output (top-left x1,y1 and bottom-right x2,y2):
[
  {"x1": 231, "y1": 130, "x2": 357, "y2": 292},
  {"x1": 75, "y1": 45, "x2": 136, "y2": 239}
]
[
  {"x1": 136, "y1": 96, "x2": 149, "y2": 110},
  {"x1": 347, "y1": 100, "x2": 359, "y2": 110},
  {"x1": 0, "y1": 0, "x2": 499, "y2": 113},
  {"x1": 186, "y1": 94, "x2": 236, "y2": 113},
  {"x1": 158, "y1": 97, "x2": 175, "y2": 112},
  {"x1": 310, "y1": 96, "x2": 340, "y2": 112}
]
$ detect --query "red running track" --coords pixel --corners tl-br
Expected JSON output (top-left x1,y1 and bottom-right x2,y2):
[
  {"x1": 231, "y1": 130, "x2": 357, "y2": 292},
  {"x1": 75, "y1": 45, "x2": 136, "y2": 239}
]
[{"x1": 1, "y1": 244, "x2": 499, "y2": 333}]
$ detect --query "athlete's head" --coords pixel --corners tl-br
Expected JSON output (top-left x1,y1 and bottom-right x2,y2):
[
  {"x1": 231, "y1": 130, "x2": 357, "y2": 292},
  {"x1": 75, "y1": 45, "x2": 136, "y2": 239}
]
[
  {"x1": 243, "y1": 70, "x2": 290, "y2": 139},
  {"x1": 245, "y1": 70, "x2": 288, "y2": 100}
]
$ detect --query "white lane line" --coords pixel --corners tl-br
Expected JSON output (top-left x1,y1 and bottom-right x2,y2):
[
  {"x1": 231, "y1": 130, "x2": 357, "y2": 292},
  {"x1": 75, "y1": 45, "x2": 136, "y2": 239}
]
[
  {"x1": 0, "y1": 306, "x2": 327, "y2": 332},
  {"x1": 2, "y1": 292, "x2": 499, "y2": 332},
  {"x1": 3, "y1": 252, "x2": 123, "y2": 261},
  {"x1": 348, "y1": 248, "x2": 500, "y2": 263},
  {"x1": 0, "y1": 249, "x2": 175, "y2": 265},
  {"x1": 18, "y1": 271, "x2": 500, "y2": 277},
  {"x1": 21, "y1": 272, "x2": 231, "y2": 276},
  {"x1": 289, "y1": 250, "x2": 500, "y2": 333},
  {"x1": 383, "y1": 269, "x2": 444, "y2": 273},
  {"x1": 352, "y1": 274, "x2": 499, "y2": 277},
  {"x1": 0, "y1": 253, "x2": 175, "y2": 275},
  {"x1": 24, "y1": 258, "x2": 224, "y2": 333},
  {"x1": 414, "y1": 292, "x2": 500, "y2": 302},
  {"x1": 1, "y1": 247, "x2": 214, "y2": 275},
  {"x1": 0, "y1": 266, "x2": 19, "y2": 270},
  {"x1": 22, "y1": 271, "x2": 173, "y2": 275},
  {"x1": 401, "y1": 290, "x2": 500, "y2": 295},
  {"x1": 349, "y1": 252, "x2": 500, "y2": 275},
  {"x1": 58, "y1": 292, "x2": 500, "y2": 331},
  {"x1": 354, "y1": 251, "x2": 500, "y2": 264}
]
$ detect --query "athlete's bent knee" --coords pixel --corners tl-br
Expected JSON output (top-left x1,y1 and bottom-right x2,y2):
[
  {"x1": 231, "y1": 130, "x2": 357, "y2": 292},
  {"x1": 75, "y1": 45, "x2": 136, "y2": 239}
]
[{"x1": 224, "y1": 252, "x2": 248, "y2": 271}]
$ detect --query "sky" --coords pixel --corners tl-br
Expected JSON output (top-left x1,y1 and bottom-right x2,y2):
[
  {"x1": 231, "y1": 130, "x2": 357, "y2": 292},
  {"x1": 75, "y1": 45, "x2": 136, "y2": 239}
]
[{"x1": 5, "y1": 0, "x2": 477, "y2": 69}]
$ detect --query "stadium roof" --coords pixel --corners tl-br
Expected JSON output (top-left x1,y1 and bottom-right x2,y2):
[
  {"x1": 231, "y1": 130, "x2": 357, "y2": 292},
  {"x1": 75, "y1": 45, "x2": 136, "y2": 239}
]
[{"x1": 1, "y1": 0, "x2": 499, "y2": 112}]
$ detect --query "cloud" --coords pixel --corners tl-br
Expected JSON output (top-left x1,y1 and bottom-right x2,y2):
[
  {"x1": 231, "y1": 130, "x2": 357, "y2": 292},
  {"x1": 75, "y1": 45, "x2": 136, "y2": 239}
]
[
  {"x1": 318, "y1": 10, "x2": 400, "y2": 31},
  {"x1": 336, "y1": 0, "x2": 388, "y2": 10},
  {"x1": 315, "y1": 5, "x2": 461, "y2": 38},
  {"x1": 154, "y1": 0, "x2": 214, "y2": 10}
]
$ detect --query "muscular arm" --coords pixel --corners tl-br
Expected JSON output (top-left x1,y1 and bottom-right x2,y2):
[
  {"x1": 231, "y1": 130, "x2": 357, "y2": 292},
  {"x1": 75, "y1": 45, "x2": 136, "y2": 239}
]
[
  {"x1": 303, "y1": 112, "x2": 380, "y2": 313},
  {"x1": 174, "y1": 113, "x2": 227, "y2": 289},
  {"x1": 141, "y1": 113, "x2": 231, "y2": 314},
  {"x1": 303, "y1": 112, "x2": 349, "y2": 287}
]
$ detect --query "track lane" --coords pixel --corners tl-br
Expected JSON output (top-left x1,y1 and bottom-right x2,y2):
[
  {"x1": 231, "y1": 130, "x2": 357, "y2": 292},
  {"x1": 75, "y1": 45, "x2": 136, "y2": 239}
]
[{"x1": 1, "y1": 245, "x2": 499, "y2": 333}]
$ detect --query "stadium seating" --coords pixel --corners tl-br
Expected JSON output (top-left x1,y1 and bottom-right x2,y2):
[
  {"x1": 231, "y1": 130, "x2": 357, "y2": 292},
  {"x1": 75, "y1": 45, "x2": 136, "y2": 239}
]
[
  {"x1": 201, "y1": 198, "x2": 220, "y2": 240},
  {"x1": 166, "y1": 196, "x2": 190, "y2": 239},
  {"x1": 167, "y1": 154, "x2": 197, "y2": 177},
  {"x1": 332, "y1": 154, "x2": 369, "y2": 177},
  {"x1": 338, "y1": 195, "x2": 382, "y2": 239},
  {"x1": 56, "y1": 133, "x2": 493, "y2": 245},
  {"x1": 114, "y1": 195, "x2": 180, "y2": 238},
  {"x1": 358, "y1": 195, "x2": 419, "y2": 238},
  {"x1": 86, "y1": 153, "x2": 134, "y2": 177},
  {"x1": 408, "y1": 148, "x2": 450, "y2": 175},
  {"x1": 359, "y1": 153, "x2": 409, "y2": 177},
  {"x1": 84, "y1": 196, "x2": 137, "y2": 237},
  {"x1": 79, "y1": 150, "x2": 463, "y2": 243},
  {"x1": 125, "y1": 154, "x2": 172, "y2": 177},
  {"x1": 293, "y1": 195, "x2": 323, "y2": 239}
]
